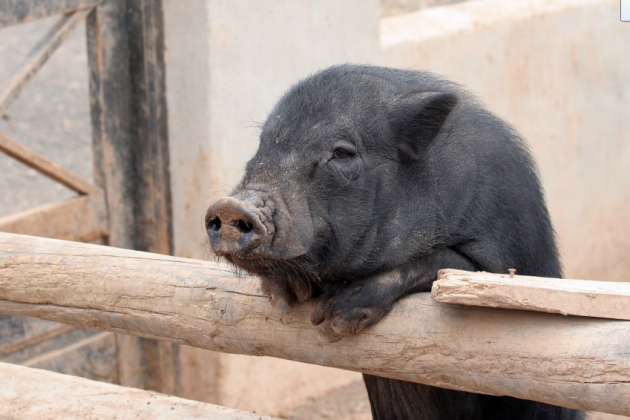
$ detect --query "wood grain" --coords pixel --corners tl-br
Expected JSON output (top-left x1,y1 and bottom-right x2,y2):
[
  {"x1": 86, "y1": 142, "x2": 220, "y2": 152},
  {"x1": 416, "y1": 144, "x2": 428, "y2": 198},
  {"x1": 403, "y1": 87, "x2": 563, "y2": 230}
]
[
  {"x1": 87, "y1": 0, "x2": 178, "y2": 392},
  {"x1": 0, "y1": 232, "x2": 629, "y2": 416},
  {"x1": 432, "y1": 269, "x2": 630, "y2": 320},
  {"x1": 0, "y1": 362, "x2": 279, "y2": 420}
]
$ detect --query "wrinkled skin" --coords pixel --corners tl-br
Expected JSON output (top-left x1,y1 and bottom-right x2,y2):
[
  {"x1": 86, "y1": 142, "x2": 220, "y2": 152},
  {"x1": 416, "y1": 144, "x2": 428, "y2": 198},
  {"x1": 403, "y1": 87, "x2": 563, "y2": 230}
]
[{"x1": 206, "y1": 65, "x2": 583, "y2": 420}]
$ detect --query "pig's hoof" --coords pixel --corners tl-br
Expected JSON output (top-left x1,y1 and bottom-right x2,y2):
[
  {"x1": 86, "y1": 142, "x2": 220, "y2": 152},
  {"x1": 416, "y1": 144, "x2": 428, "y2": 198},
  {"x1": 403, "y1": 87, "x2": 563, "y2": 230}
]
[
  {"x1": 261, "y1": 278, "x2": 293, "y2": 309},
  {"x1": 313, "y1": 304, "x2": 387, "y2": 343}
]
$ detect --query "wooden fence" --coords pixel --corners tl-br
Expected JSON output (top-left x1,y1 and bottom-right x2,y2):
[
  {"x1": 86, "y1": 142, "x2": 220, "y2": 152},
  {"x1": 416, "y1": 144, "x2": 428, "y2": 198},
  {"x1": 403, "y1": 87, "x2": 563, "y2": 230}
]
[
  {"x1": 0, "y1": 0, "x2": 177, "y2": 393},
  {"x1": 0, "y1": 232, "x2": 629, "y2": 417}
]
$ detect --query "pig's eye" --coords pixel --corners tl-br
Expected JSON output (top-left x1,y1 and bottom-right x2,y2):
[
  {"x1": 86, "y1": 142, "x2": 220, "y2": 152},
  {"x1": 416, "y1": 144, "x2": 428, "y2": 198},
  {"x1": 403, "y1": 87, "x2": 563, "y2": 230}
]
[{"x1": 332, "y1": 148, "x2": 350, "y2": 159}]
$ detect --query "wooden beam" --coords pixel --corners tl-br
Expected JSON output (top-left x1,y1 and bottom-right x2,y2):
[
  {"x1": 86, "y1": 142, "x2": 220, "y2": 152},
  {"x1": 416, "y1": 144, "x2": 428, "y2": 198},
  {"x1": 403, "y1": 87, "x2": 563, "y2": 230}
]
[
  {"x1": 0, "y1": 0, "x2": 99, "y2": 28},
  {"x1": 432, "y1": 269, "x2": 630, "y2": 320},
  {"x1": 86, "y1": 0, "x2": 173, "y2": 254},
  {"x1": 0, "y1": 132, "x2": 98, "y2": 194},
  {"x1": 0, "y1": 362, "x2": 278, "y2": 420},
  {"x1": 87, "y1": 0, "x2": 177, "y2": 393},
  {"x1": 0, "y1": 233, "x2": 629, "y2": 416},
  {"x1": 0, "y1": 193, "x2": 108, "y2": 242},
  {"x1": 0, "y1": 324, "x2": 75, "y2": 359},
  {"x1": 125, "y1": 0, "x2": 173, "y2": 256},
  {"x1": 0, "y1": 9, "x2": 91, "y2": 116}
]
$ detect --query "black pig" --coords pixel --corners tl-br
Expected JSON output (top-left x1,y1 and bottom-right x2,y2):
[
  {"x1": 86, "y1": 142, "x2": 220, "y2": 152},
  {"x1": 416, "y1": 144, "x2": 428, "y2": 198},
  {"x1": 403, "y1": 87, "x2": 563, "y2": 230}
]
[{"x1": 205, "y1": 65, "x2": 583, "y2": 420}]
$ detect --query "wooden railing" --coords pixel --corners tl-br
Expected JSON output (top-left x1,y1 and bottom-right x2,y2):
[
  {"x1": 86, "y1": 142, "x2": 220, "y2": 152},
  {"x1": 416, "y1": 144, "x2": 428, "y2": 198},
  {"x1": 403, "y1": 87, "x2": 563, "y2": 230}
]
[
  {"x1": 1, "y1": 232, "x2": 629, "y2": 417},
  {"x1": 0, "y1": 5, "x2": 107, "y2": 243}
]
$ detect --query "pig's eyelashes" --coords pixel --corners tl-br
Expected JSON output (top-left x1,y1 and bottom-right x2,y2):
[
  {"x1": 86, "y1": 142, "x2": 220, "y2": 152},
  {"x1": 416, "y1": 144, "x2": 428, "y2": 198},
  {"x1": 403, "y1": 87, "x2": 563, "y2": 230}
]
[
  {"x1": 332, "y1": 148, "x2": 351, "y2": 159},
  {"x1": 330, "y1": 140, "x2": 357, "y2": 161}
]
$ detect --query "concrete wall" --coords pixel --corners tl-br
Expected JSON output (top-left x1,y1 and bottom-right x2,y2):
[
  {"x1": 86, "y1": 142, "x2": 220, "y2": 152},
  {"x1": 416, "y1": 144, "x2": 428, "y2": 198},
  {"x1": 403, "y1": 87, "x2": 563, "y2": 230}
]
[{"x1": 164, "y1": 0, "x2": 630, "y2": 416}]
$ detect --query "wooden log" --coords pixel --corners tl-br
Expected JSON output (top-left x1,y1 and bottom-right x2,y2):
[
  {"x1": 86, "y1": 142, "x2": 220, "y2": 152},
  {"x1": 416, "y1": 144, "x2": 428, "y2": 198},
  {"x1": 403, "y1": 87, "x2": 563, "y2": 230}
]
[
  {"x1": 0, "y1": 233, "x2": 629, "y2": 416},
  {"x1": 432, "y1": 269, "x2": 630, "y2": 320},
  {"x1": 0, "y1": 362, "x2": 278, "y2": 420}
]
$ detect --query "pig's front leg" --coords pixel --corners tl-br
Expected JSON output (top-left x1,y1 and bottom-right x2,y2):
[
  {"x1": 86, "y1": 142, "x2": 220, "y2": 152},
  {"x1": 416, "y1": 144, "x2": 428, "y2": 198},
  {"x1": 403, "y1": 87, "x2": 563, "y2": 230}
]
[{"x1": 311, "y1": 248, "x2": 475, "y2": 342}]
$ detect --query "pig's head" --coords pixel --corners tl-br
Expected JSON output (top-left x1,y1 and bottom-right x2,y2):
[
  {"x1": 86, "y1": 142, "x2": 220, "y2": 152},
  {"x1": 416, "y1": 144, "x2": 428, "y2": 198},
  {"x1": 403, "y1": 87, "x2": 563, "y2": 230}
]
[{"x1": 205, "y1": 65, "x2": 473, "y2": 303}]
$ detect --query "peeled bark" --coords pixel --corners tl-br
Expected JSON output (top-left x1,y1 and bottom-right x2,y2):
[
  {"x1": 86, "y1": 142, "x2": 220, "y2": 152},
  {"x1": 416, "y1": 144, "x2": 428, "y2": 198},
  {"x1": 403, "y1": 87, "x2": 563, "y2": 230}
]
[{"x1": 432, "y1": 269, "x2": 630, "y2": 320}]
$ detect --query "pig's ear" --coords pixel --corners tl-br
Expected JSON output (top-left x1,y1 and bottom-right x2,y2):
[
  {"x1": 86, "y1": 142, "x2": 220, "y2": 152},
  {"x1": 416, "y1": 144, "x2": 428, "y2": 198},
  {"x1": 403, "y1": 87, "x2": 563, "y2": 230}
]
[{"x1": 390, "y1": 91, "x2": 458, "y2": 160}]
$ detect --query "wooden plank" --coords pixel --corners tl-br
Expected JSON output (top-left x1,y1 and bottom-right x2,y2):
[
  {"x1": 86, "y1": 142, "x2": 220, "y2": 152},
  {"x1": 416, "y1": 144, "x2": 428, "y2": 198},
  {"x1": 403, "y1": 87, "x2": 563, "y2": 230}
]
[
  {"x1": 125, "y1": 0, "x2": 173, "y2": 256},
  {"x1": 87, "y1": 0, "x2": 137, "y2": 250},
  {"x1": 86, "y1": 0, "x2": 173, "y2": 252},
  {"x1": 0, "y1": 0, "x2": 99, "y2": 28},
  {"x1": 0, "y1": 9, "x2": 91, "y2": 116},
  {"x1": 0, "y1": 233, "x2": 629, "y2": 416},
  {"x1": 126, "y1": 0, "x2": 178, "y2": 393},
  {"x1": 0, "y1": 132, "x2": 97, "y2": 194},
  {"x1": 87, "y1": 0, "x2": 133, "y2": 246},
  {"x1": 0, "y1": 362, "x2": 279, "y2": 420},
  {"x1": 0, "y1": 192, "x2": 108, "y2": 242},
  {"x1": 87, "y1": 2, "x2": 143, "y2": 389},
  {"x1": 86, "y1": 0, "x2": 177, "y2": 393},
  {"x1": 432, "y1": 269, "x2": 630, "y2": 320}
]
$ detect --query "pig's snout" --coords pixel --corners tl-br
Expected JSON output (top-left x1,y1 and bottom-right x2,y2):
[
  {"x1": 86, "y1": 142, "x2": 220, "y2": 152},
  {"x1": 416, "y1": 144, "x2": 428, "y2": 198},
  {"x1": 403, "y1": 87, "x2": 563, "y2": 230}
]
[{"x1": 205, "y1": 197, "x2": 267, "y2": 256}]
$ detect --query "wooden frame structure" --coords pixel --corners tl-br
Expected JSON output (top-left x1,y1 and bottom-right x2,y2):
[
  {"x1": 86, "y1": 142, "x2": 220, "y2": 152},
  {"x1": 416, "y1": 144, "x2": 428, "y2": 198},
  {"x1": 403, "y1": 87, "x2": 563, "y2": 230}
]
[
  {"x1": 1, "y1": 232, "x2": 629, "y2": 417},
  {"x1": 0, "y1": 0, "x2": 177, "y2": 393}
]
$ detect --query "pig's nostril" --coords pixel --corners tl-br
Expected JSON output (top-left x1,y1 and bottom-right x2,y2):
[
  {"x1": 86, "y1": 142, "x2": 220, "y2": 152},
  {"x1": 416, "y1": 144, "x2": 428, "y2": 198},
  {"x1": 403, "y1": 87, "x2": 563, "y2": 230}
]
[
  {"x1": 207, "y1": 218, "x2": 222, "y2": 232},
  {"x1": 236, "y1": 219, "x2": 254, "y2": 234}
]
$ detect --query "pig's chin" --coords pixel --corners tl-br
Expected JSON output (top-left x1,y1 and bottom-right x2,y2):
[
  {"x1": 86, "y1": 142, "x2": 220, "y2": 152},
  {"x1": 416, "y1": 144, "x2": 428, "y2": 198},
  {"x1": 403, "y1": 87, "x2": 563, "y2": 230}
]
[
  {"x1": 224, "y1": 255, "x2": 276, "y2": 276},
  {"x1": 224, "y1": 251, "x2": 319, "y2": 282}
]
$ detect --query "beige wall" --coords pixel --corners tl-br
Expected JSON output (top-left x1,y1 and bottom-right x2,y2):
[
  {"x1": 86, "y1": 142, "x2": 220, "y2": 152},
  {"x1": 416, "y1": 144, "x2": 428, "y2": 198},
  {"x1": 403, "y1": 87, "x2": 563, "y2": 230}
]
[
  {"x1": 380, "y1": 0, "x2": 630, "y2": 282},
  {"x1": 164, "y1": 0, "x2": 630, "y2": 416}
]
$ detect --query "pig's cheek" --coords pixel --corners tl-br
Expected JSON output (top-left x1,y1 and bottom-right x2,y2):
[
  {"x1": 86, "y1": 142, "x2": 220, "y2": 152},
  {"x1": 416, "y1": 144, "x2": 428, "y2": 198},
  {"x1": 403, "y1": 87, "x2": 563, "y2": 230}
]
[{"x1": 329, "y1": 160, "x2": 361, "y2": 183}]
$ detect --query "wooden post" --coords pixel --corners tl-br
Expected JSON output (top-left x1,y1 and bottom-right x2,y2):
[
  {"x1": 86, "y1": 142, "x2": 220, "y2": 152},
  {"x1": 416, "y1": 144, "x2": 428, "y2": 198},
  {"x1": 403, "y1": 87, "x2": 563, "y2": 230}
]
[
  {"x1": 1, "y1": 233, "x2": 629, "y2": 416},
  {"x1": 86, "y1": 0, "x2": 178, "y2": 394}
]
